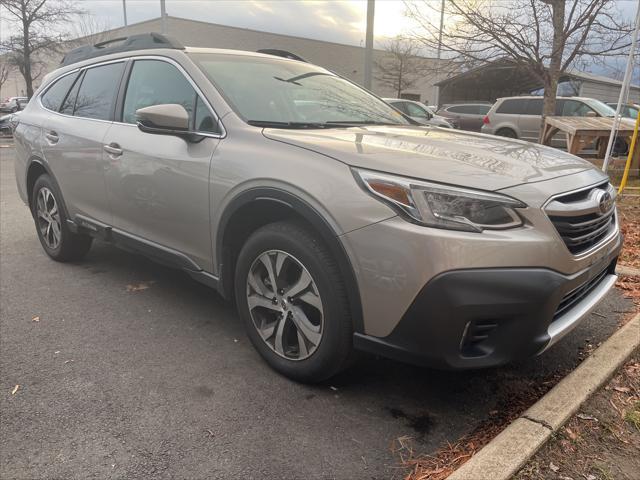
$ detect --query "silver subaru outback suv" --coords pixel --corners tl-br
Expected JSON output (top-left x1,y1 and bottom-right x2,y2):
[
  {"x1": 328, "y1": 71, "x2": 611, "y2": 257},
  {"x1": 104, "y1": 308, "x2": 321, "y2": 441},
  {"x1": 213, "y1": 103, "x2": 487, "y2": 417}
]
[{"x1": 13, "y1": 34, "x2": 621, "y2": 382}]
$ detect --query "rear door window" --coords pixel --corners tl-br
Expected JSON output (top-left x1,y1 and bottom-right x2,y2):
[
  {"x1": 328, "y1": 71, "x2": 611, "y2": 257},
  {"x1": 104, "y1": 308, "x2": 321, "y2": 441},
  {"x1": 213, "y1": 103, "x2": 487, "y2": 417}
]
[
  {"x1": 496, "y1": 99, "x2": 527, "y2": 114},
  {"x1": 41, "y1": 73, "x2": 78, "y2": 111},
  {"x1": 73, "y1": 62, "x2": 125, "y2": 120},
  {"x1": 524, "y1": 98, "x2": 543, "y2": 115}
]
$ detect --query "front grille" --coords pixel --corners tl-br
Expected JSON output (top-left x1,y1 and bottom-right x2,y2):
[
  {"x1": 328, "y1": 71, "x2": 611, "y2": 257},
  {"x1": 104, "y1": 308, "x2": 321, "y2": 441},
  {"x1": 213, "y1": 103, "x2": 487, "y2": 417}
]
[
  {"x1": 553, "y1": 267, "x2": 609, "y2": 320},
  {"x1": 545, "y1": 183, "x2": 616, "y2": 255}
]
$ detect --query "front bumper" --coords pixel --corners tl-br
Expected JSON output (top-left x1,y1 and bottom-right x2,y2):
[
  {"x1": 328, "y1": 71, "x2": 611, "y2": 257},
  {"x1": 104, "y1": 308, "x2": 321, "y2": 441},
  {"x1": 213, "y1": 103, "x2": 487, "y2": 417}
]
[{"x1": 353, "y1": 254, "x2": 619, "y2": 369}]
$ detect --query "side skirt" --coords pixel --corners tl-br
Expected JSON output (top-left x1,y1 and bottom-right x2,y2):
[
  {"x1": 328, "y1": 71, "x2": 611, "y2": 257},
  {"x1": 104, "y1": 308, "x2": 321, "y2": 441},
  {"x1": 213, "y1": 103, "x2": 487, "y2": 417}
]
[{"x1": 71, "y1": 215, "x2": 221, "y2": 292}]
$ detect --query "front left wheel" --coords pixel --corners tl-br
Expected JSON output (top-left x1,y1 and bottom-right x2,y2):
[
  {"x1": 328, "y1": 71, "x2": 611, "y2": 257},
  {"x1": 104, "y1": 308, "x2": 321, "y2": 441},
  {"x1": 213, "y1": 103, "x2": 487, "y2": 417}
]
[
  {"x1": 31, "y1": 174, "x2": 93, "y2": 262},
  {"x1": 234, "y1": 221, "x2": 353, "y2": 383}
]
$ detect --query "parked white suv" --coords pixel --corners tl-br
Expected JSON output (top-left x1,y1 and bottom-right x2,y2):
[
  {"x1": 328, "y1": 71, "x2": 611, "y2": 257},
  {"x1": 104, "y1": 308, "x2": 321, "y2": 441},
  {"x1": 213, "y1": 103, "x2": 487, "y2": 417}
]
[
  {"x1": 13, "y1": 34, "x2": 621, "y2": 382},
  {"x1": 481, "y1": 96, "x2": 620, "y2": 146}
]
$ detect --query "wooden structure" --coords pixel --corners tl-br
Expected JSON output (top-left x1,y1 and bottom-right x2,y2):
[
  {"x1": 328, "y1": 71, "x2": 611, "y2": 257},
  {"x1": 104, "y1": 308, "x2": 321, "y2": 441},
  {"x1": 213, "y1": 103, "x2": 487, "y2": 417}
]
[{"x1": 541, "y1": 116, "x2": 639, "y2": 173}]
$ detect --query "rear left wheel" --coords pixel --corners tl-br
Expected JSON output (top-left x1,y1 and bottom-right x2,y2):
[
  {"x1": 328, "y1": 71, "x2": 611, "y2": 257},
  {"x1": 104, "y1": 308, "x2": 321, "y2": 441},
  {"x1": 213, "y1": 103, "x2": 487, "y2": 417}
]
[{"x1": 31, "y1": 174, "x2": 92, "y2": 262}]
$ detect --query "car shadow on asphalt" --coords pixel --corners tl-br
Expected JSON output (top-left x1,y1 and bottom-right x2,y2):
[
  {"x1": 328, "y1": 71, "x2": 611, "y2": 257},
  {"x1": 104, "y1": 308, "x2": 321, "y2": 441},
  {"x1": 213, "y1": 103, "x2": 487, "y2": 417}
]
[{"x1": 79, "y1": 239, "x2": 634, "y2": 447}]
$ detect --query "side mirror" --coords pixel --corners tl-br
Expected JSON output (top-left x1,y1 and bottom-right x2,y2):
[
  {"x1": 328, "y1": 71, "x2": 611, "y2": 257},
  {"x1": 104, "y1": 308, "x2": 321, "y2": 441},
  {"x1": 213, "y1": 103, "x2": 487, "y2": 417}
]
[
  {"x1": 585, "y1": 111, "x2": 597, "y2": 118},
  {"x1": 136, "y1": 104, "x2": 201, "y2": 141}
]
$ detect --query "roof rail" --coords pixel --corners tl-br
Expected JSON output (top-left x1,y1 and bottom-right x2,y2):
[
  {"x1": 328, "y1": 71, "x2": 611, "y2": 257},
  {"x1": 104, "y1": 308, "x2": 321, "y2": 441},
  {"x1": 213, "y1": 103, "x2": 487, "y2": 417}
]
[
  {"x1": 60, "y1": 32, "x2": 185, "y2": 67},
  {"x1": 256, "y1": 49, "x2": 307, "y2": 62}
]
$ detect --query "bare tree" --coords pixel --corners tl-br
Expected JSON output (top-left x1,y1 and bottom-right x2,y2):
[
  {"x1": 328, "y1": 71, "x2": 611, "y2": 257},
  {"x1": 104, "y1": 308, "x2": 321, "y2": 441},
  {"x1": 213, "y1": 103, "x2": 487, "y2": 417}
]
[
  {"x1": 0, "y1": 62, "x2": 13, "y2": 94},
  {"x1": 405, "y1": 0, "x2": 633, "y2": 136},
  {"x1": 375, "y1": 36, "x2": 430, "y2": 98},
  {"x1": 66, "y1": 13, "x2": 112, "y2": 48},
  {"x1": 0, "y1": 0, "x2": 83, "y2": 97}
]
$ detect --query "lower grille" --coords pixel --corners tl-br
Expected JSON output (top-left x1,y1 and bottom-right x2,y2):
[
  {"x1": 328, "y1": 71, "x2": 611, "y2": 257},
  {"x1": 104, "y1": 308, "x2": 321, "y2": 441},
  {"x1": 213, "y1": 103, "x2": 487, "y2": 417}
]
[
  {"x1": 545, "y1": 183, "x2": 616, "y2": 255},
  {"x1": 553, "y1": 267, "x2": 609, "y2": 320}
]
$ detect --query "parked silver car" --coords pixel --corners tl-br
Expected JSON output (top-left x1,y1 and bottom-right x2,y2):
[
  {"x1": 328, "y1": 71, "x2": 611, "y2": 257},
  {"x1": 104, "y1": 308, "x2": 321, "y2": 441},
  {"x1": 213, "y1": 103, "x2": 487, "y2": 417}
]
[
  {"x1": 13, "y1": 34, "x2": 621, "y2": 382},
  {"x1": 481, "y1": 96, "x2": 619, "y2": 146},
  {"x1": 383, "y1": 98, "x2": 457, "y2": 128},
  {"x1": 0, "y1": 96, "x2": 29, "y2": 113}
]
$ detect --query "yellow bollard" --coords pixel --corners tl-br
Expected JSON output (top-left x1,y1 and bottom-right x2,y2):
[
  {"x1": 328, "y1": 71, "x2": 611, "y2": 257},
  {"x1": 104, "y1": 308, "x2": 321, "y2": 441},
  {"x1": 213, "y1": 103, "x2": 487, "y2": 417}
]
[{"x1": 618, "y1": 110, "x2": 640, "y2": 195}]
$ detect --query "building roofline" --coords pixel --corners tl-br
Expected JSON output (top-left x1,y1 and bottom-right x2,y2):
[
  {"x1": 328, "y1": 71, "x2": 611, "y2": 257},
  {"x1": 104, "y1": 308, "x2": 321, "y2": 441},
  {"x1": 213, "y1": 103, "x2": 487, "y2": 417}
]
[
  {"x1": 435, "y1": 60, "x2": 639, "y2": 90},
  {"x1": 79, "y1": 14, "x2": 440, "y2": 61}
]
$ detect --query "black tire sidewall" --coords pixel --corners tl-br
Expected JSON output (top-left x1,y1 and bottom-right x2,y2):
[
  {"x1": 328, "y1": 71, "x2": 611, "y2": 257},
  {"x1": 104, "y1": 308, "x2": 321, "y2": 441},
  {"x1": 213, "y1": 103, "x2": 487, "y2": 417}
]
[
  {"x1": 31, "y1": 174, "x2": 75, "y2": 260},
  {"x1": 234, "y1": 222, "x2": 352, "y2": 382}
]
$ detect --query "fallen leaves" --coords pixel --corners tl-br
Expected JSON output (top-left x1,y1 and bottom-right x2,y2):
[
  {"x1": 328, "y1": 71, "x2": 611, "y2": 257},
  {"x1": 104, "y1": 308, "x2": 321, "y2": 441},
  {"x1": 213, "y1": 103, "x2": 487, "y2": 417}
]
[{"x1": 31, "y1": 316, "x2": 39, "y2": 322}]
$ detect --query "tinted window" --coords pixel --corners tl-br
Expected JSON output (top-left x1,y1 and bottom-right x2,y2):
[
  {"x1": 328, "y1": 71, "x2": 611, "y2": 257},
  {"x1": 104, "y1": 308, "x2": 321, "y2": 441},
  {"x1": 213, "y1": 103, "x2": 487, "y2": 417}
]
[
  {"x1": 194, "y1": 96, "x2": 219, "y2": 133},
  {"x1": 123, "y1": 60, "x2": 196, "y2": 125},
  {"x1": 74, "y1": 63, "x2": 125, "y2": 120},
  {"x1": 477, "y1": 105, "x2": 491, "y2": 115},
  {"x1": 391, "y1": 101, "x2": 410, "y2": 115},
  {"x1": 562, "y1": 100, "x2": 594, "y2": 117},
  {"x1": 524, "y1": 98, "x2": 543, "y2": 115},
  {"x1": 41, "y1": 73, "x2": 78, "y2": 111},
  {"x1": 496, "y1": 99, "x2": 527, "y2": 114},
  {"x1": 60, "y1": 72, "x2": 83, "y2": 115},
  {"x1": 405, "y1": 102, "x2": 429, "y2": 118},
  {"x1": 448, "y1": 105, "x2": 480, "y2": 114}
]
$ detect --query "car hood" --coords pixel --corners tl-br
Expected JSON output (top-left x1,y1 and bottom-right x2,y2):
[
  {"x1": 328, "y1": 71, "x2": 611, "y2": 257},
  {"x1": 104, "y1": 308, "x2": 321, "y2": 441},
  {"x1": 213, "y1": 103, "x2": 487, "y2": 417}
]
[{"x1": 263, "y1": 125, "x2": 595, "y2": 191}]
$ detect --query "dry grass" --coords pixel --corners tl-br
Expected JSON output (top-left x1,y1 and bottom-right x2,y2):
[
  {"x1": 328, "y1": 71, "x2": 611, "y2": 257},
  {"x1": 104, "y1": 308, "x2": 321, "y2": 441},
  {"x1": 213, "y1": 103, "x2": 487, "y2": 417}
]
[{"x1": 617, "y1": 196, "x2": 640, "y2": 314}]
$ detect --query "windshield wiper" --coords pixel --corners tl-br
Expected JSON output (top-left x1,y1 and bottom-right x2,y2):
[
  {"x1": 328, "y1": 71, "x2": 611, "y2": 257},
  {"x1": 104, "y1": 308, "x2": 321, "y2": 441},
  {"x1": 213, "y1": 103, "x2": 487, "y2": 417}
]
[
  {"x1": 247, "y1": 120, "x2": 332, "y2": 129},
  {"x1": 325, "y1": 120, "x2": 404, "y2": 126}
]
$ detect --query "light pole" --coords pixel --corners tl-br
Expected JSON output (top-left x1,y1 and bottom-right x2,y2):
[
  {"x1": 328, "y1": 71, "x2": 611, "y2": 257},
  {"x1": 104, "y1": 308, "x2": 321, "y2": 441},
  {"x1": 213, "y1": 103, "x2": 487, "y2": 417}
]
[
  {"x1": 434, "y1": 0, "x2": 445, "y2": 107},
  {"x1": 160, "y1": 0, "x2": 168, "y2": 34},
  {"x1": 602, "y1": 1, "x2": 640, "y2": 172},
  {"x1": 122, "y1": 0, "x2": 128, "y2": 27},
  {"x1": 363, "y1": 0, "x2": 375, "y2": 90}
]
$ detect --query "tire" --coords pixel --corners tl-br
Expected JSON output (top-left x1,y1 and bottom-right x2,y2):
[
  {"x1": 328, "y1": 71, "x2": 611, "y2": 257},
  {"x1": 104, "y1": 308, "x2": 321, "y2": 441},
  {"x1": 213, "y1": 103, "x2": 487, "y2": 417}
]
[
  {"x1": 496, "y1": 128, "x2": 517, "y2": 139},
  {"x1": 31, "y1": 174, "x2": 92, "y2": 262},
  {"x1": 234, "y1": 221, "x2": 353, "y2": 383}
]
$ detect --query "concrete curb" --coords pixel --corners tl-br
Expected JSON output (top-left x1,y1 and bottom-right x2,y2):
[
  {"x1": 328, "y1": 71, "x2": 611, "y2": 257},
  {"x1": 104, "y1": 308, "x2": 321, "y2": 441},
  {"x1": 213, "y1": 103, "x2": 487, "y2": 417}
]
[{"x1": 448, "y1": 313, "x2": 640, "y2": 480}]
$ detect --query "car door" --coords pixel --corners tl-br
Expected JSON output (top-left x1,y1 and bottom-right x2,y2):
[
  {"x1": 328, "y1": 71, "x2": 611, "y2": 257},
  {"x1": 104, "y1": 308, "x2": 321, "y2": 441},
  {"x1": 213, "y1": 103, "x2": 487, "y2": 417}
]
[
  {"x1": 41, "y1": 61, "x2": 126, "y2": 224},
  {"x1": 518, "y1": 98, "x2": 543, "y2": 143},
  {"x1": 102, "y1": 58, "x2": 222, "y2": 271}
]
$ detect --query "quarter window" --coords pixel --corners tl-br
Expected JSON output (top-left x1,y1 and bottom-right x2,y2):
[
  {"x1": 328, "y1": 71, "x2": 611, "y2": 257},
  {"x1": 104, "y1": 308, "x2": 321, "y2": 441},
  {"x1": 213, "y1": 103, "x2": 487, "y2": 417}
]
[
  {"x1": 41, "y1": 73, "x2": 78, "y2": 111},
  {"x1": 60, "y1": 72, "x2": 83, "y2": 115},
  {"x1": 73, "y1": 62, "x2": 125, "y2": 120}
]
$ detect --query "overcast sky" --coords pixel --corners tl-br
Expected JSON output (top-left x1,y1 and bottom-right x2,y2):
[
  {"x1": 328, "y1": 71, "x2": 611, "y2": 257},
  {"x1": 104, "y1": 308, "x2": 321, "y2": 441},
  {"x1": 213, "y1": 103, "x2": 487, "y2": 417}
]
[{"x1": 76, "y1": 0, "x2": 416, "y2": 46}]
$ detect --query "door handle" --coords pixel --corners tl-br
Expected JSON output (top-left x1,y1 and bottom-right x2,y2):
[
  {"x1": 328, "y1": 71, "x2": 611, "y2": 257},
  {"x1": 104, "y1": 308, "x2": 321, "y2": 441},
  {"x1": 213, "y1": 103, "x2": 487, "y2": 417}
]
[
  {"x1": 45, "y1": 131, "x2": 59, "y2": 144},
  {"x1": 103, "y1": 143, "x2": 123, "y2": 157}
]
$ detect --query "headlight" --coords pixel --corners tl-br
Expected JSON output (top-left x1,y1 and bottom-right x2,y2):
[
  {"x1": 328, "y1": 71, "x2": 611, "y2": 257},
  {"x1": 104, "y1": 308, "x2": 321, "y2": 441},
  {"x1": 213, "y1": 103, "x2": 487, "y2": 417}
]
[{"x1": 355, "y1": 169, "x2": 526, "y2": 232}]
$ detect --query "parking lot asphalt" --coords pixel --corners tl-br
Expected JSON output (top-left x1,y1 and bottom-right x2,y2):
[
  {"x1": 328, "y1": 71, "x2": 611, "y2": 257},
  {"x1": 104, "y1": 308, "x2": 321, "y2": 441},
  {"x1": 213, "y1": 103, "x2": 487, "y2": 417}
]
[{"x1": 0, "y1": 143, "x2": 635, "y2": 480}]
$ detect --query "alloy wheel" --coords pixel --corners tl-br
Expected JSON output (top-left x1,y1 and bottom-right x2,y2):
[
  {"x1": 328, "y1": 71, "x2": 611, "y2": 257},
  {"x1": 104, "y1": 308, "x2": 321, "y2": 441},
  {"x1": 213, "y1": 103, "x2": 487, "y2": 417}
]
[
  {"x1": 246, "y1": 250, "x2": 324, "y2": 361},
  {"x1": 36, "y1": 187, "x2": 62, "y2": 249}
]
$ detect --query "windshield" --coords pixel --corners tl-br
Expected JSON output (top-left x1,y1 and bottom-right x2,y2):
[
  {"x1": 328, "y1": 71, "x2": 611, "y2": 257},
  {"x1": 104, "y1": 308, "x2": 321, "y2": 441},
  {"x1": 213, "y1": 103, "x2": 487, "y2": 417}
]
[
  {"x1": 192, "y1": 53, "x2": 409, "y2": 127},
  {"x1": 582, "y1": 98, "x2": 617, "y2": 117}
]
